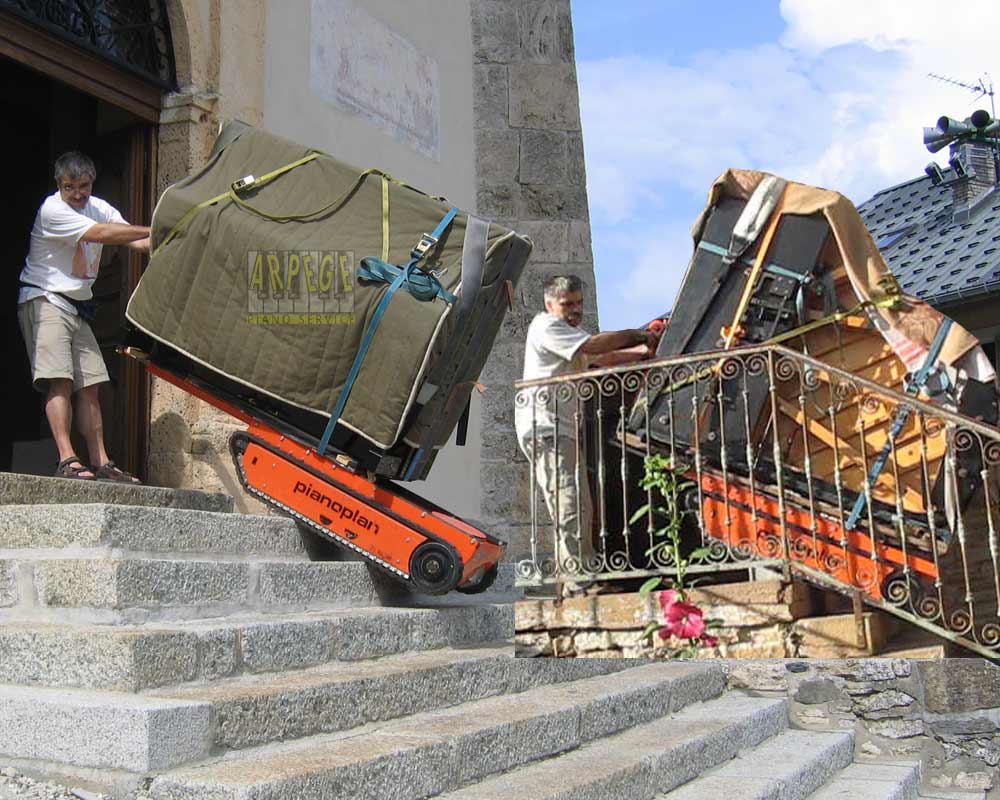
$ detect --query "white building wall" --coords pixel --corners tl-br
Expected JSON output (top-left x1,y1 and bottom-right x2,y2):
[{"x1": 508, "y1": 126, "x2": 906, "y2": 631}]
[{"x1": 260, "y1": 0, "x2": 483, "y2": 519}]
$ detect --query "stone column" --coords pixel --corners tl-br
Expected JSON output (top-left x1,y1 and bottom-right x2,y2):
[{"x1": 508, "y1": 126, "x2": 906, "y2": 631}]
[
  {"x1": 470, "y1": 0, "x2": 597, "y2": 560},
  {"x1": 146, "y1": 0, "x2": 269, "y2": 512}
]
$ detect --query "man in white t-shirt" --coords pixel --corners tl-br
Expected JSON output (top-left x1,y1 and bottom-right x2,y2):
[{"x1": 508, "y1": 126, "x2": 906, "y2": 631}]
[
  {"x1": 17, "y1": 151, "x2": 151, "y2": 483},
  {"x1": 515, "y1": 275, "x2": 655, "y2": 592}
]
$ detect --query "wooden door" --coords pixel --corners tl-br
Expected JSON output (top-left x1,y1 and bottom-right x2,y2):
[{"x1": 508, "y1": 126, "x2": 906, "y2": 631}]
[{"x1": 88, "y1": 125, "x2": 156, "y2": 477}]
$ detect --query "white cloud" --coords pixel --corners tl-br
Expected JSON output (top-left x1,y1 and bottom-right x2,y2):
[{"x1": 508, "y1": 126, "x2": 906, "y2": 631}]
[
  {"x1": 780, "y1": 0, "x2": 1000, "y2": 58},
  {"x1": 581, "y1": 2, "x2": 1000, "y2": 331}
]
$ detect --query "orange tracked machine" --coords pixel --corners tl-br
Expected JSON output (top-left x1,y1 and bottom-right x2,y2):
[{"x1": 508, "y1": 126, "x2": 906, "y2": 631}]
[{"x1": 124, "y1": 352, "x2": 505, "y2": 595}]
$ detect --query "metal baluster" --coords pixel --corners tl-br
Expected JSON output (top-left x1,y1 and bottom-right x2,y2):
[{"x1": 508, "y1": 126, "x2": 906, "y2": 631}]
[
  {"x1": 796, "y1": 365, "x2": 819, "y2": 566},
  {"x1": 620, "y1": 377, "x2": 634, "y2": 569},
  {"x1": 573, "y1": 386, "x2": 585, "y2": 581},
  {"x1": 917, "y1": 411, "x2": 945, "y2": 625},
  {"x1": 855, "y1": 400, "x2": 880, "y2": 579},
  {"x1": 692, "y1": 373, "x2": 708, "y2": 556},
  {"x1": 767, "y1": 352, "x2": 790, "y2": 564},
  {"x1": 887, "y1": 430, "x2": 911, "y2": 610},
  {"x1": 948, "y1": 427, "x2": 976, "y2": 639},
  {"x1": 828, "y1": 383, "x2": 851, "y2": 586},
  {"x1": 742, "y1": 364, "x2": 759, "y2": 541},
  {"x1": 643, "y1": 372, "x2": 656, "y2": 567},
  {"x1": 716, "y1": 366, "x2": 733, "y2": 551},
  {"x1": 980, "y1": 444, "x2": 1000, "y2": 616},
  {"x1": 528, "y1": 398, "x2": 541, "y2": 583},
  {"x1": 552, "y1": 387, "x2": 564, "y2": 581},
  {"x1": 597, "y1": 382, "x2": 609, "y2": 573}
]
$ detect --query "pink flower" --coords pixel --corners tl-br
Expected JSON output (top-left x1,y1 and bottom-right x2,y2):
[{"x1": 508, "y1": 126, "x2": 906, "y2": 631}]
[
  {"x1": 665, "y1": 601, "x2": 706, "y2": 640},
  {"x1": 657, "y1": 589, "x2": 679, "y2": 615},
  {"x1": 700, "y1": 634, "x2": 720, "y2": 648}
]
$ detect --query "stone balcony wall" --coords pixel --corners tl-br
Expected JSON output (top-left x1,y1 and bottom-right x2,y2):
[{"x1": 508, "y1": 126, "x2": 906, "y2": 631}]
[{"x1": 471, "y1": 0, "x2": 597, "y2": 560}]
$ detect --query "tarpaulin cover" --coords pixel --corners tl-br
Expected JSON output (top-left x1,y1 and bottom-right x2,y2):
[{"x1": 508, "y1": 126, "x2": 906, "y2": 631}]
[
  {"x1": 127, "y1": 122, "x2": 531, "y2": 451},
  {"x1": 692, "y1": 169, "x2": 992, "y2": 380}
]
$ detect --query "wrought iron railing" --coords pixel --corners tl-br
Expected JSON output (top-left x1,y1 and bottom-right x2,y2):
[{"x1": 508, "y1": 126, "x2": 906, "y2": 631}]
[
  {"x1": 0, "y1": 0, "x2": 176, "y2": 87},
  {"x1": 514, "y1": 344, "x2": 1000, "y2": 659}
]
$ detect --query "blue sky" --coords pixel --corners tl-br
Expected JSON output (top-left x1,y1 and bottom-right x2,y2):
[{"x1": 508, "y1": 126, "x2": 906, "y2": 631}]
[{"x1": 571, "y1": 0, "x2": 1000, "y2": 330}]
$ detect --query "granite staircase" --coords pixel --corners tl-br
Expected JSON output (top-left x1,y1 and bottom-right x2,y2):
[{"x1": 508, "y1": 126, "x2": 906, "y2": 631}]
[{"x1": 0, "y1": 474, "x2": 983, "y2": 800}]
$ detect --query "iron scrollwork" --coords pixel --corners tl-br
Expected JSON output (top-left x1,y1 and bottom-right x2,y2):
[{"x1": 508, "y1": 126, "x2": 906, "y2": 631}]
[{"x1": 1, "y1": 0, "x2": 176, "y2": 88}]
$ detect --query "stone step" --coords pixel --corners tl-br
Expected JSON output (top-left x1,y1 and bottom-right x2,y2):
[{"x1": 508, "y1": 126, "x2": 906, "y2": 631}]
[
  {"x1": 148, "y1": 645, "x2": 629, "y2": 752},
  {"x1": 149, "y1": 662, "x2": 737, "y2": 800},
  {"x1": 432, "y1": 693, "x2": 788, "y2": 800},
  {"x1": 919, "y1": 788, "x2": 987, "y2": 799},
  {"x1": 657, "y1": 729, "x2": 855, "y2": 799},
  {"x1": 372, "y1": 562, "x2": 521, "y2": 606},
  {"x1": 3, "y1": 557, "x2": 383, "y2": 623},
  {"x1": 878, "y1": 624, "x2": 957, "y2": 659},
  {"x1": 794, "y1": 611, "x2": 901, "y2": 658},
  {"x1": 0, "y1": 605, "x2": 514, "y2": 692},
  {"x1": 0, "y1": 472, "x2": 233, "y2": 513},
  {"x1": 809, "y1": 761, "x2": 920, "y2": 800},
  {"x1": 0, "y1": 645, "x2": 631, "y2": 773},
  {"x1": 0, "y1": 685, "x2": 210, "y2": 773},
  {"x1": 0, "y1": 504, "x2": 307, "y2": 559}
]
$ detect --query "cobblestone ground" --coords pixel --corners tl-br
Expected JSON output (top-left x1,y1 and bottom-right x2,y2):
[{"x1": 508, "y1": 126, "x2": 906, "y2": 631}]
[
  {"x1": 0, "y1": 769, "x2": 95, "y2": 800},
  {"x1": 0, "y1": 769, "x2": 153, "y2": 800}
]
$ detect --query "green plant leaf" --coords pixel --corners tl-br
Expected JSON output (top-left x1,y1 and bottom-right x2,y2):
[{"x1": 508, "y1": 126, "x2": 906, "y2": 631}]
[
  {"x1": 688, "y1": 547, "x2": 712, "y2": 560},
  {"x1": 628, "y1": 504, "x2": 652, "y2": 525},
  {"x1": 638, "y1": 576, "x2": 663, "y2": 597},
  {"x1": 644, "y1": 541, "x2": 671, "y2": 558},
  {"x1": 640, "y1": 621, "x2": 660, "y2": 642}
]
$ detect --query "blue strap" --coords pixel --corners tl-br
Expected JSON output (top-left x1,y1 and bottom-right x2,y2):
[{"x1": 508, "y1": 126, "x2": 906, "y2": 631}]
[
  {"x1": 846, "y1": 319, "x2": 953, "y2": 529},
  {"x1": 404, "y1": 448, "x2": 426, "y2": 480},
  {"x1": 357, "y1": 257, "x2": 456, "y2": 304},
  {"x1": 698, "y1": 240, "x2": 809, "y2": 283},
  {"x1": 317, "y1": 207, "x2": 459, "y2": 456}
]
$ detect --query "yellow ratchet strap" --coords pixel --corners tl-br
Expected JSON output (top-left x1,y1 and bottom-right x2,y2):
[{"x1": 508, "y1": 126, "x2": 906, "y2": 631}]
[
  {"x1": 152, "y1": 155, "x2": 437, "y2": 259},
  {"x1": 722, "y1": 195, "x2": 786, "y2": 349}
]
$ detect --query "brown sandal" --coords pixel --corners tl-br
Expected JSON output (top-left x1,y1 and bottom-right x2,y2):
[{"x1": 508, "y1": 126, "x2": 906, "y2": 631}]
[
  {"x1": 55, "y1": 457, "x2": 95, "y2": 480},
  {"x1": 93, "y1": 461, "x2": 141, "y2": 485}
]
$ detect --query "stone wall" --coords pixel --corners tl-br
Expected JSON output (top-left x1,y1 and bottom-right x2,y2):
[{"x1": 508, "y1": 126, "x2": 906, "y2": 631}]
[
  {"x1": 726, "y1": 658, "x2": 1000, "y2": 794},
  {"x1": 470, "y1": 0, "x2": 597, "y2": 560},
  {"x1": 150, "y1": 0, "x2": 269, "y2": 512},
  {"x1": 516, "y1": 580, "x2": 815, "y2": 658}
]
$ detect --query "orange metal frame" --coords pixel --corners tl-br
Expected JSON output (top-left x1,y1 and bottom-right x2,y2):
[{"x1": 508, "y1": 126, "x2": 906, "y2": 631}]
[
  {"x1": 136, "y1": 357, "x2": 504, "y2": 592},
  {"x1": 698, "y1": 472, "x2": 939, "y2": 600}
]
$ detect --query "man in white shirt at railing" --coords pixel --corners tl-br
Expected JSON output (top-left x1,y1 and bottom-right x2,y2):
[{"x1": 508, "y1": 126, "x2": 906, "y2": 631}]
[
  {"x1": 515, "y1": 275, "x2": 656, "y2": 593},
  {"x1": 17, "y1": 151, "x2": 150, "y2": 483}
]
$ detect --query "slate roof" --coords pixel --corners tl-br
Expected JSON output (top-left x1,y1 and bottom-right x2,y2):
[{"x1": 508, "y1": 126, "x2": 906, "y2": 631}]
[{"x1": 857, "y1": 171, "x2": 1000, "y2": 306}]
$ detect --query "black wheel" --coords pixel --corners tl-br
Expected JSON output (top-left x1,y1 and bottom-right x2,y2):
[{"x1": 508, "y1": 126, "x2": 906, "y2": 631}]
[
  {"x1": 409, "y1": 541, "x2": 462, "y2": 595},
  {"x1": 456, "y1": 563, "x2": 499, "y2": 595}
]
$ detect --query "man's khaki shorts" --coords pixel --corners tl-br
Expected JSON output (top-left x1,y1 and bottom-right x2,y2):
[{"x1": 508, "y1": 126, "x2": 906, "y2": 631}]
[{"x1": 17, "y1": 297, "x2": 110, "y2": 393}]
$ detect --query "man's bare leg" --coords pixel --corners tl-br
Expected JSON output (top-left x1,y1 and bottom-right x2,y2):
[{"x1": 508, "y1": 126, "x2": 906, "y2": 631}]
[
  {"x1": 46, "y1": 378, "x2": 94, "y2": 477},
  {"x1": 75, "y1": 383, "x2": 109, "y2": 469}
]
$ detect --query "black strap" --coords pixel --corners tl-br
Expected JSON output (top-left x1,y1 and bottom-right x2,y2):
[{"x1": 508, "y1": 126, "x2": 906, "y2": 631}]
[
  {"x1": 414, "y1": 215, "x2": 490, "y2": 451},
  {"x1": 19, "y1": 281, "x2": 98, "y2": 324},
  {"x1": 455, "y1": 397, "x2": 471, "y2": 447}
]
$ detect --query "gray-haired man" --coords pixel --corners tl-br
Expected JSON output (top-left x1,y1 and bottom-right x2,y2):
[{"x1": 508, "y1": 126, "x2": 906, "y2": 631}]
[
  {"x1": 515, "y1": 275, "x2": 655, "y2": 592},
  {"x1": 17, "y1": 151, "x2": 150, "y2": 483}
]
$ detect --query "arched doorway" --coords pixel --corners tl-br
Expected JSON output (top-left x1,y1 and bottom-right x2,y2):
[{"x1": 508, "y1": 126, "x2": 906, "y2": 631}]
[{"x1": 0, "y1": 1, "x2": 174, "y2": 478}]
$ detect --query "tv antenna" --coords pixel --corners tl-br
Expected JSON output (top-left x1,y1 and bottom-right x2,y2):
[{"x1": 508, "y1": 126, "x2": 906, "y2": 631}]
[
  {"x1": 928, "y1": 72, "x2": 1000, "y2": 183},
  {"x1": 928, "y1": 72, "x2": 996, "y2": 119}
]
